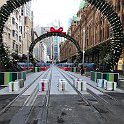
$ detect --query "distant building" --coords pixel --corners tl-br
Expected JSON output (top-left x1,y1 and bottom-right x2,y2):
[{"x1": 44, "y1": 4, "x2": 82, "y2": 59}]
[
  {"x1": 60, "y1": 0, "x2": 124, "y2": 71},
  {"x1": 2, "y1": 2, "x2": 33, "y2": 61},
  {"x1": 34, "y1": 26, "x2": 51, "y2": 62}
]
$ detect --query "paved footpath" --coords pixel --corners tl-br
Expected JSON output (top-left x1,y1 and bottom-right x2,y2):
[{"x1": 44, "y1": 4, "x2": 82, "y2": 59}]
[
  {"x1": 50, "y1": 66, "x2": 77, "y2": 94},
  {"x1": 68, "y1": 71, "x2": 124, "y2": 94},
  {"x1": 0, "y1": 72, "x2": 43, "y2": 95}
]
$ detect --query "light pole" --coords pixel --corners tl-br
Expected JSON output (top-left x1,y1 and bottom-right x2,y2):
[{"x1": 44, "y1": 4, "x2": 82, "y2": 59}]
[
  {"x1": 27, "y1": 27, "x2": 29, "y2": 70},
  {"x1": 82, "y1": 29, "x2": 85, "y2": 64}
]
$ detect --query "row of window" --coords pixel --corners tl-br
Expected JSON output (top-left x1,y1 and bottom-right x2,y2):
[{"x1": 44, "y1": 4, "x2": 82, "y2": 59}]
[
  {"x1": 12, "y1": 30, "x2": 22, "y2": 42},
  {"x1": 12, "y1": 40, "x2": 22, "y2": 52}
]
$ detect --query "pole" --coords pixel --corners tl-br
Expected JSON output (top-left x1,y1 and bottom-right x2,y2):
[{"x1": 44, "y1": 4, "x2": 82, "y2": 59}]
[
  {"x1": 83, "y1": 29, "x2": 85, "y2": 64},
  {"x1": 27, "y1": 27, "x2": 29, "y2": 70}
]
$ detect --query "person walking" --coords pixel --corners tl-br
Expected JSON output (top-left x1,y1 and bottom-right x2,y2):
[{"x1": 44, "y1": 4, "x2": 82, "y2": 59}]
[{"x1": 80, "y1": 65, "x2": 84, "y2": 75}]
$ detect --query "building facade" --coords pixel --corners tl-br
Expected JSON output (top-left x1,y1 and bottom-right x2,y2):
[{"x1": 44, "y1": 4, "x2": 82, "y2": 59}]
[
  {"x1": 2, "y1": 2, "x2": 33, "y2": 62},
  {"x1": 60, "y1": 0, "x2": 124, "y2": 71}
]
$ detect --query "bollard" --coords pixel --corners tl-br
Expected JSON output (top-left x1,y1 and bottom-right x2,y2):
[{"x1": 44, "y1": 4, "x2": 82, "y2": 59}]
[
  {"x1": 97, "y1": 79, "x2": 104, "y2": 88},
  {"x1": 58, "y1": 79, "x2": 67, "y2": 91},
  {"x1": 106, "y1": 81, "x2": 117, "y2": 91},
  {"x1": 39, "y1": 79, "x2": 48, "y2": 91},
  {"x1": 14, "y1": 81, "x2": 20, "y2": 91},
  {"x1": 9, "y1": 82, "x2": 14, "y2": 92},
  {"x1": 15, "y1": 79, "x2": 24, "y2": 88},
  {"x1": 75, "y1": 79, "x2": 87, "y2": 91}
]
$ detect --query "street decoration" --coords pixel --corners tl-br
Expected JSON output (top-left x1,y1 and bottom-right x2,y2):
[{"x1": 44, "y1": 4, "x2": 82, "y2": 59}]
[
  {"x1": 50, "y1": 27, "x2": 66, "y2": 35},
  {"x1": 0, "y1": 0, "x2": 123, "y2": 71},
  {"x1": 29, "y1": 29, "x2": 82, "y2": 66}
]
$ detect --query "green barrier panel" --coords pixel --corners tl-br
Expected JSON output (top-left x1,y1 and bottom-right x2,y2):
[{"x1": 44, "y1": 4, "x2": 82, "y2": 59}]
[
  {"x1": 96, "y1": 72, "x2": 102, "y2": 80},
  {"x1": 91, "y1": 71, "x2": 119, "y2": 85},
  {"x1": 91, "y1": 71, "x2": 96, "y2": 82},
  {"x1": 73, "y1": 67, "x2": 76, "y2": 72},
  {"x1": 4, "y1": 72, "x2": 12, "y2": 85},
  {"x1": 0, "y1": 73, "x2": 4, "y2": 85},
  {"x1": 35, "y1": 67, "x2": 40, "y2": 72},
  {"x1": 12, "y1": 73, "x2": 18, "y2": 82},
  {"x1": 102, "y1": 73, "x2": 119, "y2": 83},
  {"x1": 18, "y1": 72, "x2": 21, "y2": 79},
  {"x1": 21, "y1": 71, "x2": 26, "y2": 81},
  {"x1": 91, "y1": 72, "x2": 102, "y2": 82},
  {"x1": 0, "y1": 71, "x2": 27, "y2": 86}
]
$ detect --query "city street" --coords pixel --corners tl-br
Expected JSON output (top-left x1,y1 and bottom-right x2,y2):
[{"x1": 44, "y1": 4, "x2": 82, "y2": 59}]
[
  {"x1": 0, "y1": 66, "x2": 124, "y2": 124},
  {"x1": 0, "y1": 0, "x2": 124, "y2": 124}
]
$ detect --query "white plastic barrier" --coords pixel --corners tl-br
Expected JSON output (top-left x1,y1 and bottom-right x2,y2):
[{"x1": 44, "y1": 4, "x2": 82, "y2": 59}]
[
  {"x1": 97, "y1": 79, "x2": 108, "y2": 89},
  {"x1": 104, "y1": 80, "x2": 107, "y2": 89},
  {"x1": 75, "y1": 79, "x2": 87, "y2": 91},
  {"x1": 9, "y1": 81, "x2": 20, "y2": 92},
  {"x1": 58, "y1": 79, "x2": 68, "y2": 91},
  {"x1": 13, "y1": 81, "x2": 20, "y2": 91},
  {"x1": 97, "y1": 79, "x2": 104, "y2": 88},
  {"x1": 9, "y1": 82, "x2": 14, "y2": 92},
  {"x1": 39, "y1": 79, "x2": 48, "y2": 92},
  {"x1": 15, "y1": 79, "x2": 24, "y2": 88},
  {"x1": 106, "y1": 81, "x2": 117, "y2": 91}
]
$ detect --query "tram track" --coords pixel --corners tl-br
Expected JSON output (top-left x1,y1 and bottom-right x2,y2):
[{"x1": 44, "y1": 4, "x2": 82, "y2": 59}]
[
  {"x1": 55, "y1": 66, "x2": 124, "y2": 123},
  {"x1": 0, "y1": 68, "x2": 51, "y2": 124},
  {"x1": 36, "y1": 66, "x2": 52, "y2": 124},
  {"x1": 55, "y1": 67, "x2": 122, "y2": 111},
  {"x1": 60, "y1": 68, "x2": 121, "y2": 105},
  {"x1": 0, "y1": 71, "x2": 47, "y2": 116},
  {"x1": 8, "y1": 68, "x2": 52, "y2": 124}
]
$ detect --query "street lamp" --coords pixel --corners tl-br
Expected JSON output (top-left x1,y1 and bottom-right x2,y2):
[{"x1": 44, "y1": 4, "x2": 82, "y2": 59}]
[
  {"x1": 27, "y1": 27, "x2": 29, "y2": 70},
  {"x1": 82, "y1": 29, "x2": 85, "y2": 64}
]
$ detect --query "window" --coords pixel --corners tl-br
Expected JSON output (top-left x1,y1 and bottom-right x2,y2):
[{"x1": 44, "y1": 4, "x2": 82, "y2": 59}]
[
  {"x1": 16, "y1": 23, "x2": 18, "y2": 30},
  {"x1": 21, "y1": 7, "x2": 23, "y2": 16},
  {"x1": 8, "y1": 33, "x2": 10, "y2": 39},
  {"x1": 19, "y1": 16, "x2": 21, "y2": 22},
  {"x1": 19, "y1": 36, "x2": 21, "y2": 42},
  {"x1": 13, "y1": 40, "x2": 15, "y2": 49},
  {"x1": 15, "y1": 33, "x2": 18, "y2": 40},
  {"x1": 16, "y1": 44, "x2": 18, "y2": 52},
  {"x1": 12, "y1": 30, "x2": 15, "y2": 37},
  {"x1": 19, "y1": 45, "x2": 21, "y2": 52},
  {"x1": 19, "y1": 26, "x2": 22, "y2": 34},
  {"x1": 12, "y1": 17, "x2": 15, "y2": 25}
]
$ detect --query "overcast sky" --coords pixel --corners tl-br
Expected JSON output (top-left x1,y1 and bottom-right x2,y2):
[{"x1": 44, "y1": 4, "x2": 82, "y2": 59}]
[{"x1": 31, "y1": 0, "x2": 81, "y2": 31}]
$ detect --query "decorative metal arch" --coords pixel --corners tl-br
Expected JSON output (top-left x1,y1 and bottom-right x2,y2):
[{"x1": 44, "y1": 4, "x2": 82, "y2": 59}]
[
  {"x1": 29, "y1": 31, "x2": 82, "y2": 65},
  {"x1": 0, "y1": 0, "x2": 124, "y2": 71}
]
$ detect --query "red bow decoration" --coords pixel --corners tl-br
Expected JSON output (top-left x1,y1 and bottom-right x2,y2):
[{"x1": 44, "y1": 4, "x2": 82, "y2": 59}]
[{"x1": 50, "y1": 27, "x2": 66, "y2": 35}]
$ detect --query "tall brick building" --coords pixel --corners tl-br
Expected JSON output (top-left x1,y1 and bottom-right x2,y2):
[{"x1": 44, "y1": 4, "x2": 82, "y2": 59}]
[{"x1": 60, "y1": 0, "x2": 124, "y2": 71}]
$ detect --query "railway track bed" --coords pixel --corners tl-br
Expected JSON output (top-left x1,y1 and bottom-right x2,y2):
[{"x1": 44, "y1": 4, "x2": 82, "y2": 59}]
[{"x1": 0, "y1": 66, "x2": 124, "y2": 124}]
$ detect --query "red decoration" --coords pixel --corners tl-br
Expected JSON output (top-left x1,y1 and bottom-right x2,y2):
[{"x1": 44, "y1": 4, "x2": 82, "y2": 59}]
[{"x1": 50, "y1": 27, "x2": 66, "y2": 35}]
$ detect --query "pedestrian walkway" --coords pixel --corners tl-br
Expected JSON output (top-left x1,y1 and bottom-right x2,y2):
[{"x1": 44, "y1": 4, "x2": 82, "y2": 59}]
[
  {"x1": 50, "y1": 66, "x2": 77, "y2": 95},
  {"x1": 1, "y1": 67, "x2": 124, "y2": 95},
  {"x1": 0, "y1": 72, "x2": 43, "y2": 95},
  {"x1": 68, "y1": 71, "x2": 124, "y2": 93}
]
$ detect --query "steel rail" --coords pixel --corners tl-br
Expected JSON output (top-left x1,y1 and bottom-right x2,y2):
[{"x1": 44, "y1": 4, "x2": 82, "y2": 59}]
[
  {"x1": 24, "y1": 68, "x2": 52, "y2": 124},
  {"x1": 64, "y1": 68, "x2": 121, "y2": 105},
  {"x1": 37, "y1": 67, "x2": 53, "y2": 124},
  {"x1": 0, "y1": 68, "x2": 51, "y2": 116}
]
